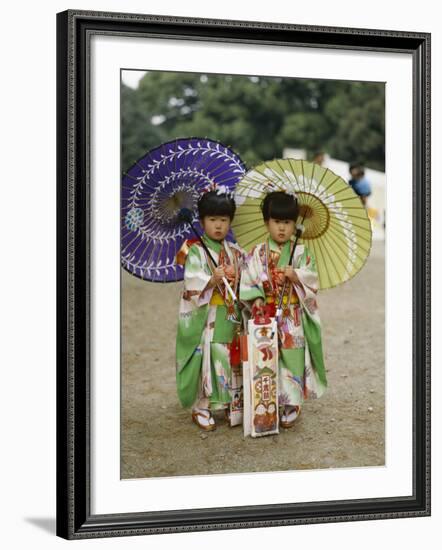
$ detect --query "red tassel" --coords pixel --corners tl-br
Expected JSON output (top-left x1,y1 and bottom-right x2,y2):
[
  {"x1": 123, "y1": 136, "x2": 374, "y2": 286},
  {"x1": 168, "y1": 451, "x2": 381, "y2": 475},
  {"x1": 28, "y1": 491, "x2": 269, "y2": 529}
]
[{"x1": 229, "y1": 336, "x2": 241, "y2": 367}]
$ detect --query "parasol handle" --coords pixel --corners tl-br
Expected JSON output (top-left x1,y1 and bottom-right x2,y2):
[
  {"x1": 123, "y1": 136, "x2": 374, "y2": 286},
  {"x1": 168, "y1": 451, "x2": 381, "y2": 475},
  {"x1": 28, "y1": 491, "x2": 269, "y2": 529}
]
[
  {"x1": 276, "y1": 213, "x2": 307, "y2": 312},
  {"x1": 273, "y1": 213, "x2": 307, "y2": 338}
]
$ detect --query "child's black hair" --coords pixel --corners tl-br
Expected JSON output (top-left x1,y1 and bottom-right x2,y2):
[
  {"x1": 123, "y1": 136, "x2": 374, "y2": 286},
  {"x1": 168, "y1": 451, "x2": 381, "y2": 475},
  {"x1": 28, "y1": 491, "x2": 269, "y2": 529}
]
[
  {"x1": 261, "y1": 191, "x2": 299, "y2": 222},
  {"x1": 349, "y1": 162, "x2": 365, "y2": 176},
  {"x1": 197, "y1": 190, "x2": 236, "y2": 220}
]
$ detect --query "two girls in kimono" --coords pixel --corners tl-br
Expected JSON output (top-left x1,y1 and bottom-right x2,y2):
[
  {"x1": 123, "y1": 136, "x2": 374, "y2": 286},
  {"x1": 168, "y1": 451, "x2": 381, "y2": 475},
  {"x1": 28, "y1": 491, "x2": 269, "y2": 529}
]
[{"x1": 175, "y1": 189, "x2": 327, "y2": 432}]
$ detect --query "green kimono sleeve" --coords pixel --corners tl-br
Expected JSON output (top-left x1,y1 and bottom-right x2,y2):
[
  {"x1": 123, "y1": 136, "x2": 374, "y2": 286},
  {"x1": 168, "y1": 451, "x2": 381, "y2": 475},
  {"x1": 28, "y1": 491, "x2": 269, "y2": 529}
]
[
  {"x1": 296, "y1": 247, "x2": 327, "y2": 387},
  {"x1": 175, "y1": 245, "x2": 212, "y2": 407}
]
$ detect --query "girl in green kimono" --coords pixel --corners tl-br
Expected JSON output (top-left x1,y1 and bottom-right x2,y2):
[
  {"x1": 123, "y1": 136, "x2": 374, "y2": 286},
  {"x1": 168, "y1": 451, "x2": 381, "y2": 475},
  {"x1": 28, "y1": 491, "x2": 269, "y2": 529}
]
[
  {"x1": 240, "y1": 191, "x2": 327, "y2": 429},
  {"x1": 175, "y1": 191, "x2": 245, "y2": 431}
]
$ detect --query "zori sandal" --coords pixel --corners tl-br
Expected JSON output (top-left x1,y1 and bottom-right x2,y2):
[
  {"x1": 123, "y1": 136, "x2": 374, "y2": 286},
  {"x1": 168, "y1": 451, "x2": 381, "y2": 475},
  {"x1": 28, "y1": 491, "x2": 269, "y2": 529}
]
[
  {"x1": 191, "y1": 408, "x2": 216, "y2": 431},
  {"x1": 280, "y1": 405, "x2": 301, "y2": 429}
]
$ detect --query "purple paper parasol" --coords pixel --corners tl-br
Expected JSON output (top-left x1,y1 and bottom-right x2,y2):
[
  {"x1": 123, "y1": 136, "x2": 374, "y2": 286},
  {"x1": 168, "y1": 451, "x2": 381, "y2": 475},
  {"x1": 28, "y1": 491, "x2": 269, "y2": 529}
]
[{"x1": 121, "y1": 138, "x2": 246, "y2": 282}]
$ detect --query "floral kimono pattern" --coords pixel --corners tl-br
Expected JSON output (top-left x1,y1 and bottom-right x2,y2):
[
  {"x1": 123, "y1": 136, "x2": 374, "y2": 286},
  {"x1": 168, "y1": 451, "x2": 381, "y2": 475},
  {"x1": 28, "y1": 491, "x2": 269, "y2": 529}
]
[
  {"x1": 240, "y1": 237, "x2": 327, "y2": 408},
  {"x1": 175, "y1": 235, "x2": 245, "y2": 410}
]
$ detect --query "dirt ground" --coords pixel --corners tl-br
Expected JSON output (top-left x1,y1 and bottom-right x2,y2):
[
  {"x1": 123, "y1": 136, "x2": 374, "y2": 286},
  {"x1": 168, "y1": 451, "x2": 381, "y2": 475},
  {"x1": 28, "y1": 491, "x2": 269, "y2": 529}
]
[{"x1": 121, "y1": 241, "x2": 385, "y2": 479}]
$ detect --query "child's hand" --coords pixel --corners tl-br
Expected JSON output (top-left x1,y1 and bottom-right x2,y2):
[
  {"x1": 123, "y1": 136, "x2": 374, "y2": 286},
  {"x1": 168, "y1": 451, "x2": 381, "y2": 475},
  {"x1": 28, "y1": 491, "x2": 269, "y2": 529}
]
[
  {"x1": 252, "y1": 298, "x2": 265, "y2": 318},
  {"x1": 210, "y1": 266, "x2": 226, "y2": 286},
  {"x1": 283, "y1": 266, "x2": 300, "y2": 284},
  {"x1": 274, "y1": 269, "x2": 286, "y2": 286},
  {"x1": 224, "y1": 265, "x2": 235, "y2": 282}
]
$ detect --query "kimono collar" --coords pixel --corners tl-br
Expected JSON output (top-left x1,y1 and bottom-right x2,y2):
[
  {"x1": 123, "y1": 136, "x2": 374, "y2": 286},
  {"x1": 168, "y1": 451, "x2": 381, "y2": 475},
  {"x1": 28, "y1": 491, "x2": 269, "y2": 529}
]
[
  {"x1": 202, "y1": 234, "x2": 223, "y2": 254},
  {"x1": 268, "y1": 236, "x2": 292, "y2": 267}
]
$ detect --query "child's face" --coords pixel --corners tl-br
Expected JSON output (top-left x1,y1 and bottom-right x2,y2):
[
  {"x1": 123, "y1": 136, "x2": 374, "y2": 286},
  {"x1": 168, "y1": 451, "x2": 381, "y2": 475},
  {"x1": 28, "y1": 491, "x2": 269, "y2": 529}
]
[
  {"x1": 201, "y1": 215, "x2": 230, "y2": 241},
  {"x1": 350, "y1": 167, "x2": 363, "y2": 179},
  {"x1": 266, "y1": 218, "x2": 296, "y2": 245}
]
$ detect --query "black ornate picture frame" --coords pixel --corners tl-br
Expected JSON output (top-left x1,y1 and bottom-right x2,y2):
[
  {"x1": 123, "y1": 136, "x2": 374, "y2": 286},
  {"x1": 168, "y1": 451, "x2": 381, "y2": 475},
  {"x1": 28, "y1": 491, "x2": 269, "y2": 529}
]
[{"x1": 56, "y1": 9, "x2": 431, "y2": 539}]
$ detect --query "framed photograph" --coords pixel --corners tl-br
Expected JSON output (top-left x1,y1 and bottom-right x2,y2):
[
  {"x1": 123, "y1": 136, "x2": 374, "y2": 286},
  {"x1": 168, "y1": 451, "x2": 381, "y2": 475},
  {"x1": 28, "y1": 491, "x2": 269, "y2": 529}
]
[{"x1": 56, "y1": 9, "x2": 430, "y2": 539}]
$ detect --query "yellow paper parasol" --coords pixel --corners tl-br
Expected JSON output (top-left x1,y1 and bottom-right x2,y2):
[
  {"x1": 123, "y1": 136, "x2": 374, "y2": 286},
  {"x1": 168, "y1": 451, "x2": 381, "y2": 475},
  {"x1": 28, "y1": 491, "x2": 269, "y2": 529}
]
[{"x1": 232, "y1": 159, "x2": 372, "y2": 290}]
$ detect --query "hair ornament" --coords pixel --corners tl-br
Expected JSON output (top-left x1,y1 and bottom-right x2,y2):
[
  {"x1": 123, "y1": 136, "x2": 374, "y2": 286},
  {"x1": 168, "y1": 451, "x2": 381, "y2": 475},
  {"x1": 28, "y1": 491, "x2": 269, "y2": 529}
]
[
  {"x1": 286, "y1": 189, "x2": 298, "y2": 200},
  {"x1": 215, "y1": 184, "x2": 235, "y2": 199},
  {"x1": 200, "y1": 182, "x2": 234, "y2": 199}
]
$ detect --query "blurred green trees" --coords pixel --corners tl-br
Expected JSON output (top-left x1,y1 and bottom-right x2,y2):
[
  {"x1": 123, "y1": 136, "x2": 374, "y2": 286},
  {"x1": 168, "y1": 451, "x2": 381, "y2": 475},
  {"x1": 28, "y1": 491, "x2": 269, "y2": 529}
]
[{"x1": 121, "y1": 72, "x2": 384, "y2": 173}]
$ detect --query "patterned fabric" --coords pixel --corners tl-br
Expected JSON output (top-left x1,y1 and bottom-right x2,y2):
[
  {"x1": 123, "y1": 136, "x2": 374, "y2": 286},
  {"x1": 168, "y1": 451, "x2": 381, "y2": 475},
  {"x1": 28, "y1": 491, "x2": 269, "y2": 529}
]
[
  {"x1": 240, "y1": 237, "x2": 327, "y2": 407},
  {"x1": 175, "y1": 236, "x2": 245, "y2": 409}
]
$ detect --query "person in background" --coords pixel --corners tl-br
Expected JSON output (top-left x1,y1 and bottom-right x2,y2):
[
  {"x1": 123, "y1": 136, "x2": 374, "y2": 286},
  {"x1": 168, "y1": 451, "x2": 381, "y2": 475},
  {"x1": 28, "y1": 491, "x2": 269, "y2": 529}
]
[
  {"x1": 349, "y1": 163, "x2": 372, "y2": 207},
  {"x1": 311, "y1": 151, "x2": 325, "y2": 166}
]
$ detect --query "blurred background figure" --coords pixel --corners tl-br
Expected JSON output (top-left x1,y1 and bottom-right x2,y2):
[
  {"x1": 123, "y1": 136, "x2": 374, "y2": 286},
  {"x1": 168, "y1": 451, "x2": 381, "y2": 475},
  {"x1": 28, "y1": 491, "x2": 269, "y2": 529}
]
[
  {"x1": 349, "y1": 163, "x2": 372, "y2": 207},
  {"x1": 311, "y1": 150, "x2": 326, "y2": 166}
]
